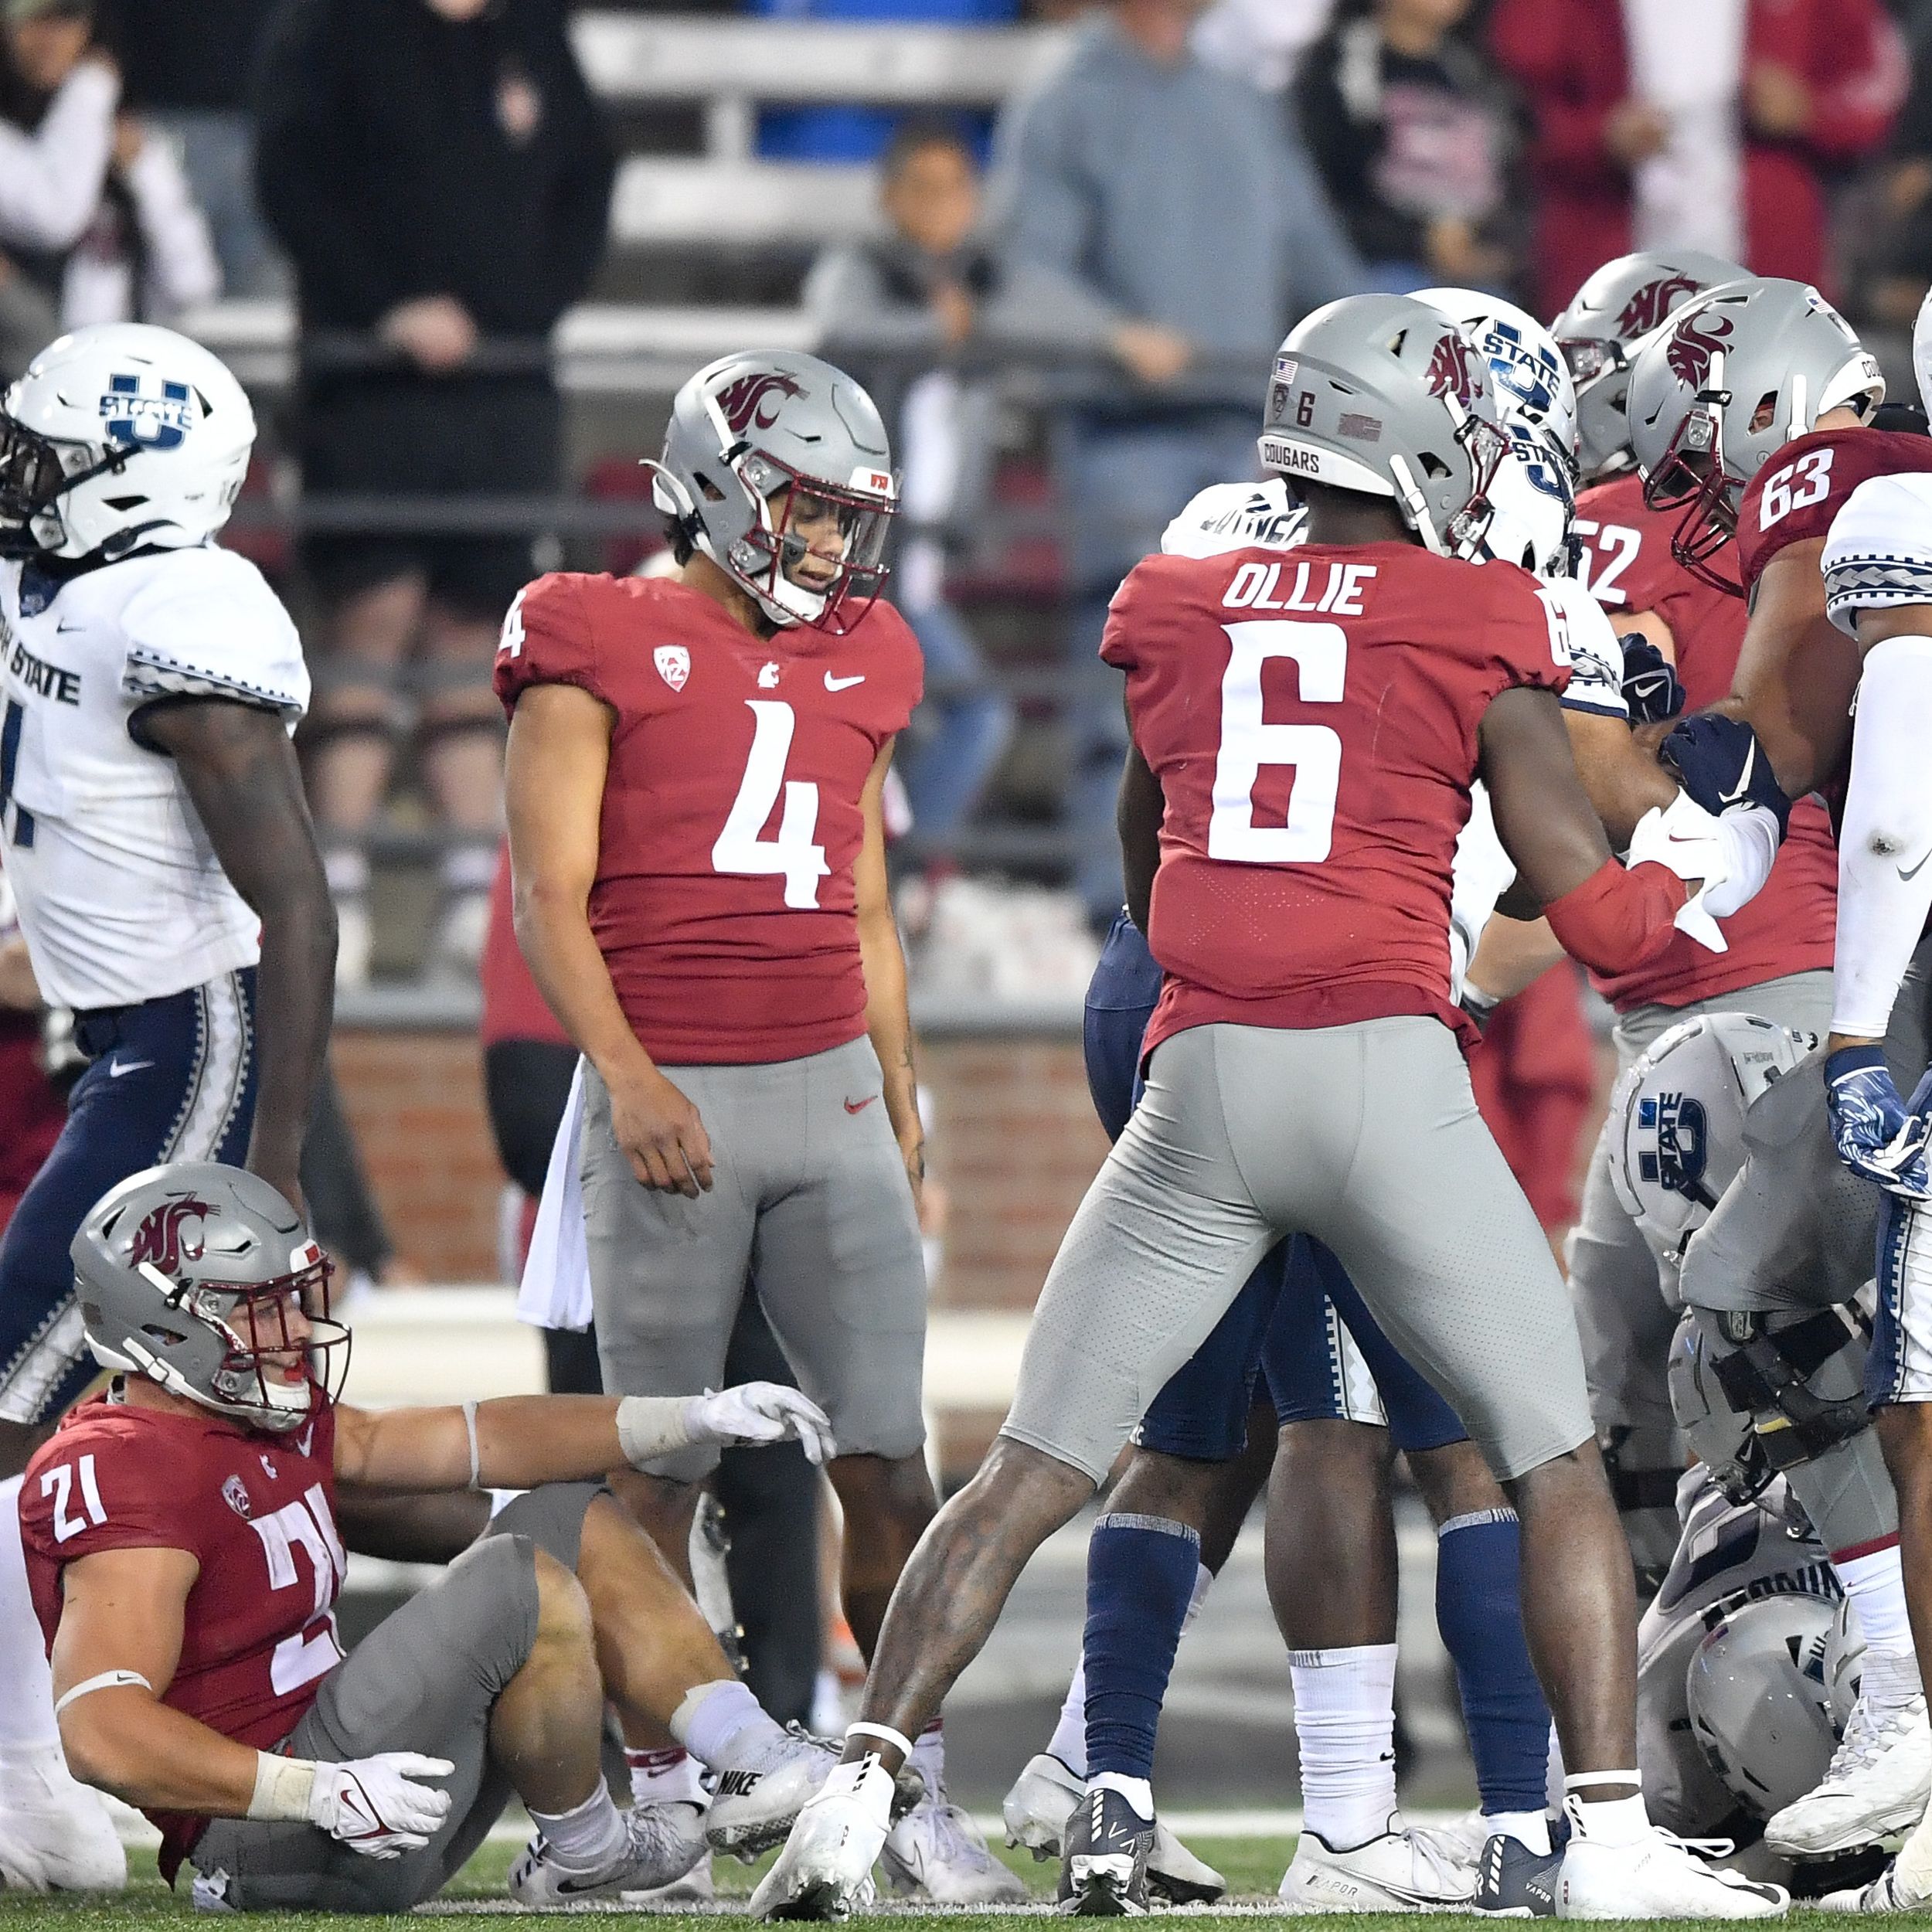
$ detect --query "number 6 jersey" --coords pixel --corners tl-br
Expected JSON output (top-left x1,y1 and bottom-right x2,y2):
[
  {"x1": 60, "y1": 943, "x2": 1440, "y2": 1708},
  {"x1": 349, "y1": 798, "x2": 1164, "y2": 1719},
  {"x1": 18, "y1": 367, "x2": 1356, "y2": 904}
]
[
  {"x1": 1103, "y1": 540, "x2": 1572, "y2": 1059},
  {"x1": 495, "y1": 573, "x2": 922, "y2": 1066}
]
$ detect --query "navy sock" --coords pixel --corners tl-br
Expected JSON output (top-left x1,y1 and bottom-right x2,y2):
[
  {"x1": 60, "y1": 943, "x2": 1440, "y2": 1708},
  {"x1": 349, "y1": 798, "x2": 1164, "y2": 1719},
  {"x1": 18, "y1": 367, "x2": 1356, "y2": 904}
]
[
  {"x1": 1436, "y1": 1509, "x2": 1551, "y2": 1817},
  {"x1": 1083, "y1": 1511, "x2": 1201, "y2": 1782}
]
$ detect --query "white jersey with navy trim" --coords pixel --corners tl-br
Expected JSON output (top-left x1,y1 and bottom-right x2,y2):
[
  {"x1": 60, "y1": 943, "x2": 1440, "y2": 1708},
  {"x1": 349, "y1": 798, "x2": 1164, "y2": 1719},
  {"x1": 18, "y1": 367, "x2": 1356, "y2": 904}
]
[
  {"x1": 1822, "y1": 471, "x2": 1932, "y2": 635},
  {"x1": 0, "y1": 544, "x2": 308, "y2": 1010}
]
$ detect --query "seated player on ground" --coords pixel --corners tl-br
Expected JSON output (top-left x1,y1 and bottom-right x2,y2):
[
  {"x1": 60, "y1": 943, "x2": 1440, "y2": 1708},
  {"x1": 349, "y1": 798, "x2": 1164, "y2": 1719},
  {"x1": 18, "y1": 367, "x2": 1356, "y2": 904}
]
[{"x1": 19, "y1": 1161, "x2": 869, "y2": 1913}]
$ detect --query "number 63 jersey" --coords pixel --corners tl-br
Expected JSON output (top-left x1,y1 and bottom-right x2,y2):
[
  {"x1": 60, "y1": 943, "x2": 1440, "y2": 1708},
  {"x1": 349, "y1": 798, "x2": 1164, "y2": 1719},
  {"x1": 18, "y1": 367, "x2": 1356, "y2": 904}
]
[
  {"x1": 495, "y1": 573, "x2": 922, "y2": 1066},
  {"x1": 1104, "y1": 540, "x2": 1572, "y2": 1060}
]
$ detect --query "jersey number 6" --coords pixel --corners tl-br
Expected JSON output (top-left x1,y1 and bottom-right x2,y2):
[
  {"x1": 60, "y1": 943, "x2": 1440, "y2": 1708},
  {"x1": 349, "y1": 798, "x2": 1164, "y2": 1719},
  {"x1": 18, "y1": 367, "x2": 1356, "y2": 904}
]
[{"x1": 1208, "y1": 620, "x2": 1347, "y2": 864}]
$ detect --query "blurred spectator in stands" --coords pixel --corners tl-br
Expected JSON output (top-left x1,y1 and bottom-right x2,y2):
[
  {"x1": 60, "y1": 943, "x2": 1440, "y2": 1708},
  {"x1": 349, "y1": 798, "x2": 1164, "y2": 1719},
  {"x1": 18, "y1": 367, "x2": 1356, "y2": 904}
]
[
  {"x1": 1859, "y1": 17, "x2": 1932, "y2": 326},
  {"x1": 807, "y1": 121, "x2": 1014, "y2": 855},
  {"x1": 1298, "y1": 0, "x2": 1520, "y2": 297},
  {"x1": 1192, "y1": 0, "x2": 1334, "y2": 90},
  {"x1": 254, "y1": 0, "x2": 614, "y2": 991},
  {"x1": 102, "y1": 0, "x2": 279, "y2": 295},
  {"x1": 0, "y1": 0, "x2": 116, "y2": 376},
  {"x1": 989, "y1": 0, "x2": 1363, "y2": 928},
  {"x1": 1492, "y1": 0, "x2": 1906, "y2": 319},
  {"x1": 0, "y1": 875, "x2": 65, "y2": 1240}
]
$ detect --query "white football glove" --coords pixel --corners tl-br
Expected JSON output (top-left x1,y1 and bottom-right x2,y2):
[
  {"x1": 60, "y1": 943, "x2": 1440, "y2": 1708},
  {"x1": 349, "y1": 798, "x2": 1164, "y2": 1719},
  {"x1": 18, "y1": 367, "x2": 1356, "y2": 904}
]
[
  {"x1": 686, "y1": 1383, "x2": 836, "y2": 1465},
  {"x1": 308, "y1": 1753, "x2": 454, "y2": 1859},
  {"x1": 1626, "y1": 793, "x2": 1730, "y2": 955}
]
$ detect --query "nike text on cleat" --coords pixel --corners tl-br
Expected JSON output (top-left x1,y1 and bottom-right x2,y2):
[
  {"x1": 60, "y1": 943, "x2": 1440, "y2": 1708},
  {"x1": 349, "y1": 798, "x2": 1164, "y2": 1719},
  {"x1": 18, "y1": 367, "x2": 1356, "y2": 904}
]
[
  {"x1": 706, "y1": 1724, "x2": 840, "y2": 1859},
  {"x1": 1276, "y1": 1817, "x2": 1478, "y2": 1913},
  {"x1": 1476, "y1": 1831, "x2": 1562, "y2": 1917},
  {"x1": 882, "y1": 1794, "x2": 1027, "y2": 1905},
  {"x1": 1057, "y1": 1785, "x2": 1154, "y2": 1917},
  {"x1": 824, "y1": 673, "x2": 865, "y2": 691},
  {"x1": 749, "y1": 1756, "x2": 894, "y2": 1920},
  {"x1": 1556, "y1": 1822, "x2": 1788, "y2": 1918},
  {"x1": 1764, "y1": 1691, "x2": 1932, "y2": 1855}
]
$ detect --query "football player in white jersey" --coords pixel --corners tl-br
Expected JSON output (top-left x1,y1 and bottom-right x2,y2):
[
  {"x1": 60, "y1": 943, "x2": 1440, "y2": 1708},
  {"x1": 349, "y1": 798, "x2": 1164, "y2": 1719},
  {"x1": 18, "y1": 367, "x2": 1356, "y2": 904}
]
[{"x1": 0, "y1": 324, "x2": 335, "y2": 1889}]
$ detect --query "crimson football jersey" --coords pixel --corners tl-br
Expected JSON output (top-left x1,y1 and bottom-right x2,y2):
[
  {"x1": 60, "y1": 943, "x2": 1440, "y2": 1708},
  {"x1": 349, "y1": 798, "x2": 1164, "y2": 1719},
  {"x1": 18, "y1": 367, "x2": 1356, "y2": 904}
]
[
  {"x1": 21, "y1": 1392, "x2": 344, "y2": 1882},
  {"x1": 1103, "y1": 543, "x2": 1570, "y2": 1058},
  {"x1": 1573, "y1": 474, "x2": 1837, "y2": 1010},
  {"x1": 495, "y1": 575, "x2": 923, "y2": 1066},
  {"x1": 1736, "y1": 429, "x2": 1932, "y2": 595}
]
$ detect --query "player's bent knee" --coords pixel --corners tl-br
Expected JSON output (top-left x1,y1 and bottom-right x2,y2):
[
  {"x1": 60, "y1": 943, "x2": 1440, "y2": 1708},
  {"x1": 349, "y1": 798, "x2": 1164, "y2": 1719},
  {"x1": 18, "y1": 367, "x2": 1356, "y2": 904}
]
[{"x1": 529, "y1": 1545, "x2": 595, "y2": 1646}]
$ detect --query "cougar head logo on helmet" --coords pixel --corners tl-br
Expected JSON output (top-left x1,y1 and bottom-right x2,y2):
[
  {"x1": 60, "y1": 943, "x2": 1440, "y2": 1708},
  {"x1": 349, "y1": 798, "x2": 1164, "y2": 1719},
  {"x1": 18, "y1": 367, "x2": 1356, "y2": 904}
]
[
  {"x1": 129, "y1": 1194, "x2": 213, "y2": 1274},
  {"x1": 73, "y1": 1162, "x2": 349, "y2": 1435},
  {"x1": 645, "y1": 349, "x2": 896, "y2": 635},
  {"x1": 1665, "y1": 309, "x2": 1734, "y2": 390},
  {"x1": 1425, "y1": 332, "x2": 1485, "y2": 406},
  {"x1": 1617, "y1": 274, "x2": 1699, "y2": 340}
]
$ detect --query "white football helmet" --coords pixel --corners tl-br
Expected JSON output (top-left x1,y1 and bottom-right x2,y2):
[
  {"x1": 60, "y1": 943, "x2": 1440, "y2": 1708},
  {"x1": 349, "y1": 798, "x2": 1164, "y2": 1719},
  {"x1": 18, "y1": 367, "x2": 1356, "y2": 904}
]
[
  {"x1": 0, "y1": 324, "x2": 255, "y2": 562},
  {"x1": 1609, "y1": 1012, "x2": 1818, "y2": 1265},
  {"x1": 1417, "y1": 288, "x2": 1579, "y2": 579},
  {"x1": 1824, "y1": 1595, "x2": 1867, "y2": 1733},
  {"x1": 1685, "y1": 1596, "x2": 1841, "y2": 1819}
]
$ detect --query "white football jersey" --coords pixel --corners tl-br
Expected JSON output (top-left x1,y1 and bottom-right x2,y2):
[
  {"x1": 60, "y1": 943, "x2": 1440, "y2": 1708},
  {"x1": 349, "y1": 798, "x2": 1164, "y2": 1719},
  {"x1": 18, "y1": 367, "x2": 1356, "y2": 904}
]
[
  {"x1": 1822, "y1": 471, "x2": 1932, "y2": 635},
  {"x1": 1637, "y1": 1467, "x2": 1838, "y2": 1837},
  {"x1": 0, "y1": 545, "x2": 308, "y2": 1009}
]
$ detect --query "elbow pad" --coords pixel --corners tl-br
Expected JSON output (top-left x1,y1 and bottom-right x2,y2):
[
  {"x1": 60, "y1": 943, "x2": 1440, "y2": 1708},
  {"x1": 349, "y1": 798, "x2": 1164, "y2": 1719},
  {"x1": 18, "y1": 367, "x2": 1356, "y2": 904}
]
[
  {"x1": 1833, "y1": 634, "x2": 1932, "y2": 1038},
  {"x1": 1545, "y1": 858, "x2": 1688, "y2": 975}
]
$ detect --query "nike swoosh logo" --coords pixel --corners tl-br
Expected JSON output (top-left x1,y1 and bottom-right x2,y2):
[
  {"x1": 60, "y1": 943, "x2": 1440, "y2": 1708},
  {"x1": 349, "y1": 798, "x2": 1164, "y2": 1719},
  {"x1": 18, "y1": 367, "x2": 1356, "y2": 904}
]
[
  {"x1": 843, "y1": 1095, "x2": 878, "y2": 1114},
  {"x1": 1716, "y1": 739, "x2": 1756, "y2": 805},
  {"x1": 825, "y1": 672, "x2": 866, "y2": 691},
  {"x1": 107, "y1": 1058, "x2": 155, "y2": 1078},
  {"x1": 1902, "y1": 849, "x2": 1932, "y2": 882}
]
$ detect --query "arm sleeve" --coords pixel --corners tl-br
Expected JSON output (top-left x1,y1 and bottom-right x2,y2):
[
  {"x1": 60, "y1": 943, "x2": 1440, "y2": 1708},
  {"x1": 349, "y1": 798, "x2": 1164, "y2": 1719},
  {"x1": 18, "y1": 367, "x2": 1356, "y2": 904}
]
[
  {"x1": 0, "y1": 61, "x2": 117, "y2": 250},
  {"x1": 1821, "y1": 471, "x2": 1932, "y2": 636},
  {"x1": 493, "y1": 574, "x2": 605, "y2": 713},
  {"x1": 119, "y1": 556, "x2": 309, "y2": 726},
  {"x1": 1832, "y1": 633, "x2": 1932, "y2": 1038}
]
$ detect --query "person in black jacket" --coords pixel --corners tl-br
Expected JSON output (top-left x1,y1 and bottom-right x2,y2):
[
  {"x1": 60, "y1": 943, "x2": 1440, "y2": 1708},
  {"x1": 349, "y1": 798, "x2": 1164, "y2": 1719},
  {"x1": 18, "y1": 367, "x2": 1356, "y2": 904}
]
[{"x1": 253, "y1": 0, "x2": 614, "y2": 992}]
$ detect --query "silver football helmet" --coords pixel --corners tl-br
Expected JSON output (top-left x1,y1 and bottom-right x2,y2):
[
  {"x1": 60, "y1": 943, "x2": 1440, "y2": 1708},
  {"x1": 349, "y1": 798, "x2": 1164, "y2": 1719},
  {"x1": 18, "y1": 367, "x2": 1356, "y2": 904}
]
[
  {"x1": 1685, "y1": 1595, "x2": 1840, "y2": 1818},
  {"x1": 73, "y1": 1162, "x2": 349, "y2": 1434},
  {"x1": 1258, "y1": 294, "x2": 1512, "y2": 561},
  {"x1": 1823, "y1": 1594, "x2": 1867, "y2": 1733},
  {"x1": 645, "y1": 349, "x2": 896, "y2": 634},
  {"x1": 1626, "y1": 279, "x2": 1885, "y2": 594},
  {"x1": 1552, "y1": 250, "x2": 1749, "y2": 481}
]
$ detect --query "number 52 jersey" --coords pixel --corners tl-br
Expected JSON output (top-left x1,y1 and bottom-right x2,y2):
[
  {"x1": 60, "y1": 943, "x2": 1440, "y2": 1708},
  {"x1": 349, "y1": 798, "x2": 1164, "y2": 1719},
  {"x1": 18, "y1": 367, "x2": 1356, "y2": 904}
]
[
  {"x1": 1104, "y1": 541, "x2": 1573, "y2": 1060},
  {"x1": 495, "y1": 573, "x2": 923, "y2": 1066}
]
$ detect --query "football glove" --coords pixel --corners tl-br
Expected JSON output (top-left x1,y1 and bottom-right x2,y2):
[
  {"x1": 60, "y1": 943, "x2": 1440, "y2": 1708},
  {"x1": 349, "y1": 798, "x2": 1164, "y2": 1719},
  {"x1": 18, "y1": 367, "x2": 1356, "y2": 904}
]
[
  {"x1": 1618, "y1": 634, "x2": 1685, "y2": 723},
  {"x1": 1825, "y1": 1045, "x2": 1932, "y2": 1201},
  {"x1": 1658, "y1": 715, "x2": 1792, "y2": 834},
  {"x1": 687, "y1": 1383, "x2": 836, "y2": 1465},
  {"x1": 308, "y1": 1753, "x2": 454, "y2": 1859}
]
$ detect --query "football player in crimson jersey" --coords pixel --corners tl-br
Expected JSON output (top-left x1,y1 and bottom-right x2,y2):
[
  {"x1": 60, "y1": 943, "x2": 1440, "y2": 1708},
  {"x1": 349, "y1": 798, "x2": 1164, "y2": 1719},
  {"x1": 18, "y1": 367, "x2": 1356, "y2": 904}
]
[
  {"x1": 1621, "y1": 278, "x2": 1932, "y2": 1863},
  {"x1": 496, "y1": 350, "x2": 1016, "y2": 1903},
  {"x1": 753, "y1": 294, "x2": 1782, "y2": 1923},
  {"x1": 20, "y1": 1162, "x2": 865, "y2": 1912}
]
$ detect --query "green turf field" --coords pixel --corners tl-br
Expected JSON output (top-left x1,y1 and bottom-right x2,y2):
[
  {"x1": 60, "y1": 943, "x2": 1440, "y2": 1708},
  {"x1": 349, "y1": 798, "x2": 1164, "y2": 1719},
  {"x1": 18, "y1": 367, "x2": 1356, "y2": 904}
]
[{"x1": 0, "y1": 1835, "x2": 1864, "y2": 1930}]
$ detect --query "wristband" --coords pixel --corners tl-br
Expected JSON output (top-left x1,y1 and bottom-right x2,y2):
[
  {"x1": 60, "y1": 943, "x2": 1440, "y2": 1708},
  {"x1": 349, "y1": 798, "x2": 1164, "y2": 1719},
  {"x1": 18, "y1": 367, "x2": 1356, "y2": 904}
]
[
  {"x1": 615, "y1": 1394, "x2": 696, "y2": 1466},
  {"x1": 248, "y1": 1750, "x2": 318, "y2": 1822},
  {"x1": 846, "y1": 1721, "x2": 914, "y2": 1762}
]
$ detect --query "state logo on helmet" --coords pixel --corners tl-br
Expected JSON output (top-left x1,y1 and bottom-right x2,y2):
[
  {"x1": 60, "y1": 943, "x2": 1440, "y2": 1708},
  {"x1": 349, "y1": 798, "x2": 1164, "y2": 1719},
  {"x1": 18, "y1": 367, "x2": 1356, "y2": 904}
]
[
  {"x1": 645, "y1": 349, "x2": 896, "y2": 634},
  {"x1": 0, "y1": 323, "x2": 256, "y2": 561},
  {"x1": 1626, "y1": 279, "x2": 1885, "y2": 594},
  {"x1": 73, "y1": 1161, "x2": 349, "y2": 1434},
  {"x1": 1609, "y1": 1012, "x2": 1817, "y2": 1266},
  {"x1": 1552, "y1": 250, "x2": 1748, "y2": 481}
]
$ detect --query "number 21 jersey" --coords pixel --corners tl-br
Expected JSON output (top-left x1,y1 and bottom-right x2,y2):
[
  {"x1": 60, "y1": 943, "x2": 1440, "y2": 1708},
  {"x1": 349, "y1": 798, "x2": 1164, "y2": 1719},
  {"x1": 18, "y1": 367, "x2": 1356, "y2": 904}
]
[
  {"x1": 1104, "y1": 542, "x2": 1571, "y2": 1059},
  {"x1": 495, "y1": 574, "x2": 923, "y2": 1066}
]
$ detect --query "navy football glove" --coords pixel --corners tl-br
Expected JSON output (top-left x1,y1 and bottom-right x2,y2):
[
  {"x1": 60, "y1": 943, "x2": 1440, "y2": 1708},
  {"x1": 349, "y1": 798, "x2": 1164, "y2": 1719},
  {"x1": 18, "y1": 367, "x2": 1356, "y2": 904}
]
[
  {"x1": 1825, "y1": 1044, "x2": 1932, "y2": 1201},
  {"x1": 1658, "y1": 715, "x2": 1792, "y2": 835},
  {"x1": 1619, "y1": 634, "x2": 1685, "y2": 724}
]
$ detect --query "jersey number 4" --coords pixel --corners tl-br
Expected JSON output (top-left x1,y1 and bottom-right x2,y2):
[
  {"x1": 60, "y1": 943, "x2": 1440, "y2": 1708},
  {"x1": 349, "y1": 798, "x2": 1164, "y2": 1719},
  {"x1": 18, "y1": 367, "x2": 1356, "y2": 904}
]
[
  {"x1": 1209, "y1": 621, "x2": 1346, "y2": 863},
  {"x1": 713, "y1": 700, "x2": 831, "y2": 909}
]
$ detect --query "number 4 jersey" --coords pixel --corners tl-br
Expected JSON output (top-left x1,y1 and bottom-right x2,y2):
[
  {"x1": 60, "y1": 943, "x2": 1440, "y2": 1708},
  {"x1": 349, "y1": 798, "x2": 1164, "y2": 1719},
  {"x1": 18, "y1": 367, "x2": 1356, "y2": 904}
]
[
  {"x1": 21, "y1": 1391, "x2": 344, "y2": 1880},
  {"x1": 494, "y1": 573, "x2": 922, "y2": 1066},
  {"x1": 1104, "y1": 540, "x2": 1572, "y2": 1059}
]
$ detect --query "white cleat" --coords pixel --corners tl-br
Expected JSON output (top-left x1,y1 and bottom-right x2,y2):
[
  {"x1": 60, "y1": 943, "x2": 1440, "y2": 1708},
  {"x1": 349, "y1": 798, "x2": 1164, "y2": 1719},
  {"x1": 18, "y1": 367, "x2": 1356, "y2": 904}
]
[
  {"x1": 0, "y1": 1749, "x2": 128, "y2": 1893},
  {"x1": 1558, "y1": 1825, "x2": 1788, "y2": 1919},
  {"x1": 1277, "y1": 1815, "x2": 1478, "y2": 1913},
  {"x1": 509, "y1": 1801, "x2": 706, "y2": 1906},
  {"x1": 749, "y1": 1757, "x2": 893, "y2": 1921},
  {"x1": 1002, "y1": 1751, "x2": 1223, "y2": 1903},
  {"x1": 621, "y1": 1846, "x2": 716, "y2": 1907},
  {"x1": 883, "y1": 1794, "x2": 1027, "y2": 1904},
  {"x1": 707, "y1": 1725, "x2": 842, "y2": 1859},
  {"x1": 1818, "y1": 1863, "x2": 1932, "y2": 1913},
  {"x1": 1764, "y1": 1691, "x2": 1932, "y2": 1855}
]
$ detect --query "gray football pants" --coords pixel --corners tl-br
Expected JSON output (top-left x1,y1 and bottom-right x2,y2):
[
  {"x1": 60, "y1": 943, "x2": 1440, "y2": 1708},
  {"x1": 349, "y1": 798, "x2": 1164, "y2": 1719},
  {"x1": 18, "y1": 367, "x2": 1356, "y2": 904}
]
[{"x1": 1002, "y1": 1017, "x2": 1594, "y2": 1485}]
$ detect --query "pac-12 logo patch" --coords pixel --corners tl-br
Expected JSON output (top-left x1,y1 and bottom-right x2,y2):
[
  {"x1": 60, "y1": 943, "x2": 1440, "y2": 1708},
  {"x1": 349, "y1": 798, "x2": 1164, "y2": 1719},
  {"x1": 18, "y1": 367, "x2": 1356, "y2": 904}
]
[
  {"x1": 223, "y1": 1474, "x2": 252, "y2": 1519},
  {"x1": 97, "y1": 372, "x2": 195, "y2": 452},
  {"x1": 653, "y1": 645, "x2": 689, "y2": 691}
]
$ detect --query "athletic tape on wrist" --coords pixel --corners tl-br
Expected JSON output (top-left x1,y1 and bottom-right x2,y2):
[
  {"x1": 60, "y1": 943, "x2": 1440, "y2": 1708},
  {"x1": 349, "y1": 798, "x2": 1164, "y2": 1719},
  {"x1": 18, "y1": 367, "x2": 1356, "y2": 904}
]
[
  {"x1": 461, "y1": 1400, "x2": 481, "y2": 1490},
  {"x1": 53, "y1": 1668, "x2": 152, "y2": 1716},
  {"x1": 248, "y1": 1751, "x2": 320, "y2": 1822},
  {"x1": 615, "y1": 1394, "x2": 696, "y2": 1467},
  {"x1": 845, "y1": 1721, "x2": 913, "y2": 1763}
]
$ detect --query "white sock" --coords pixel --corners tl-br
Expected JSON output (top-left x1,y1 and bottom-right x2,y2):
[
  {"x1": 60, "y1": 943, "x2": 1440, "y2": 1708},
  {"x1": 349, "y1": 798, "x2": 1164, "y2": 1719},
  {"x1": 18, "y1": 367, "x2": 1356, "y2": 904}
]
[
  {"x1": 1566, "y1": 1791, "x2": 1647, "y2": 1845},
  {"x1": 0, "y1": 1475, "x2": 58, "y2": 1755},
  {"x1": 1835, "y1": 1545, "x2": 1922, "y2": 1706},
  {"x1": 625, "y1": 1745, "x2": 704, "y2": 1808},
  {"x1": 1288, "y1": 1644, "x2": 1399, "y2": 1852},
  {"x1": 910, "y1": 1719, "x2": 944, "y2": 1806},
  {"x1": 529, "y1": 1784, "x2": 626, "y2": 1869},
  {"x1": 1486, "y1": 1808, "x2": 1551, "y2": 1856},
  {"x1": 668, "y1": 1679, "x2": 773, "y2": 1769},
  {"x1": 1090, "y1": 1771, "x2": 1152, "y2": 1822}
]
